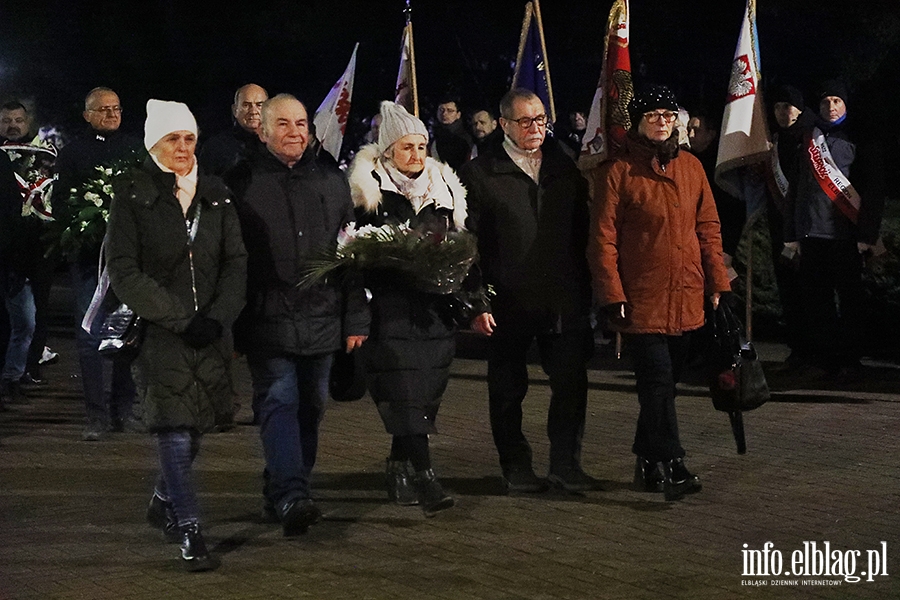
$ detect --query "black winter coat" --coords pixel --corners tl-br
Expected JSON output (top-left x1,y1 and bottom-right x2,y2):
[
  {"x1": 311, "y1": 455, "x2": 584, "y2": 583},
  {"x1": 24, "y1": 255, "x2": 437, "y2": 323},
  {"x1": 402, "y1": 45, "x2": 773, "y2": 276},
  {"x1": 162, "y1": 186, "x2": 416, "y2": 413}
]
[
  {"x1": 348, "y1": 149, "x2": 470, "y2": 435},
  {"x1": 459, "y1": 139, "x2": 592, "y2": 331},
  {"x1": 106, "y1": 158, "x2": 247, "y2": 432},
  {"x1": 227, "y1": 147, "x2": 369, "y2": 357},
  {"x1": 54, "y1": 128, "x2": 144, "y2": 265}
]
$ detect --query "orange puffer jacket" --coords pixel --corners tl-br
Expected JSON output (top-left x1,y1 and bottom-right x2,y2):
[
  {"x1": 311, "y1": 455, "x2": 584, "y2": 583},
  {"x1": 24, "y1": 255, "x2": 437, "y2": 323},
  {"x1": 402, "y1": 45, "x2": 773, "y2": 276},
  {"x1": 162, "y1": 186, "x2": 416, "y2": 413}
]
[{"x1": 588, "y1": 134, "x2": 731, "y2": 335}]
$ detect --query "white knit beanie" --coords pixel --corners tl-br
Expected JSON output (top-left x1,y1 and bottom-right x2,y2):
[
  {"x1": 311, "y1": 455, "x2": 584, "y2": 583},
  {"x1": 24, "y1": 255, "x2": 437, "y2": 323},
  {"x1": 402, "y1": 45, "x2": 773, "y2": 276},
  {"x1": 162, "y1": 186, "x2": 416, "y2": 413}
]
[
  {"x1": 144, "y1": 99, "x2": 198, "y2": 151},
  {"x1": 377, "y1": 100, "x2": 428, "y2": 152}
]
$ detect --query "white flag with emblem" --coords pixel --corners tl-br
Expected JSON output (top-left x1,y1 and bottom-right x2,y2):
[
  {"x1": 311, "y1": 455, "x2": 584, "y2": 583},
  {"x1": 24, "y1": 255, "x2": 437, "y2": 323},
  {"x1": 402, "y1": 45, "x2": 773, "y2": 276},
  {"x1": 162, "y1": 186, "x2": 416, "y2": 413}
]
[
  {"x1": 715, "y1": 0, "x2": 770, "y2": 202},
  {"x1": 314, "y1": 43, "x2": 359, "y2": 162}
]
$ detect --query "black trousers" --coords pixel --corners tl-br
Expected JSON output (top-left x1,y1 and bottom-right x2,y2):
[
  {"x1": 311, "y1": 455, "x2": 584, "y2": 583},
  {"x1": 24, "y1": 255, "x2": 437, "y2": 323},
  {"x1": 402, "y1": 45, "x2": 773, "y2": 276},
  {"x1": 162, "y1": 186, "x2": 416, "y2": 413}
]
[
  {"x1": 765, "y1": 201, "x2": 804, "y2": 354},
  {"x1": 798, "y1": 237, "x2": 866, "y2": 370},
  {"x1": 487, "y1": 308, "x2": 592, "y2": 473},
  {"x1": 628, "y1": 333, "x2": 691, "y2": 463}
]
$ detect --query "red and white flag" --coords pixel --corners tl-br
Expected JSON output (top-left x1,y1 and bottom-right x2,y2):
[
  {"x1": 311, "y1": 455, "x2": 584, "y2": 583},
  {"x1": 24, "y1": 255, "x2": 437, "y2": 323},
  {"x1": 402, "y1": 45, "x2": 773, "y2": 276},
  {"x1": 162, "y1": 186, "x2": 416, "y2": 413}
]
[
  {"x1": 579, "y1": 0, "x2": 632, "y2": 173},
  {"x1": 715, "y1": 0, "x2": 770, "y2": 202},
  {"x1": 314, "y1": 43, "x2": 358, "y2": 162},
  {"x1": 395, "y1": 23, "x2": 418, "y2": 116}
]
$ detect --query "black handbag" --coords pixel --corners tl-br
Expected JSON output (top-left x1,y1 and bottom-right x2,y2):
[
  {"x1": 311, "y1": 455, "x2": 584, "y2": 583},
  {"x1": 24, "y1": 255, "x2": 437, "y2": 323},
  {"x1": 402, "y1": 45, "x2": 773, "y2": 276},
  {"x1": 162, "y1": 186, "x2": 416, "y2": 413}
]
[
  {"x1": 708, "y1": 301, "x2": 769, "y2": 453},
  {"x1": 82, "y1": 240, "x2": 145, "y2": 359},
  {"x1": 97, "y1": 303, "x2": 145, "y2": 358},
  {"x1": 329, "y1": 349, "x2": 367, "y2": 402}
]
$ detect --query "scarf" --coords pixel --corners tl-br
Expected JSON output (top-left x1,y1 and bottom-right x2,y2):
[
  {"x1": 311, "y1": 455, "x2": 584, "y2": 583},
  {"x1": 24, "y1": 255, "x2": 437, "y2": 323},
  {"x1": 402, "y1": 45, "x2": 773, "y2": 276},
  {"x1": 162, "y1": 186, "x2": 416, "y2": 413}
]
[
  {"x1": 502, "y1": 135, "x2": 542, "y2": 183},
  {"x1": 375, "y1": 159, "x2": 454, "y2": 215},
  {"x1": 151, "y1": 154, "x2": 197, "y2": 215}
]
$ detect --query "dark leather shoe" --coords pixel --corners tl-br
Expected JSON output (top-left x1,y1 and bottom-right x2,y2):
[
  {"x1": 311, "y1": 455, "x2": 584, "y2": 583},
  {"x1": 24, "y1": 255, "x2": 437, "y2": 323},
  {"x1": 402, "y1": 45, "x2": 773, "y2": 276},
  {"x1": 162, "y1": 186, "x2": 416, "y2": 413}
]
[
  {"x1": 280, "y1": 498, "x2": 321, "y2": 536},
  {"x1": 179, "y1": 523, "x2": 219, "y2": 572},
  {"x1": 548, "y1": 467, "x2": 603, "y2": 493},
  {"x1": 386, "y1": 459, "x2": 419, "y2": 506},
  {"x1": 502, "y1": 466, "x2": 549, "y2": 494},
  {"x1": 146, "y1": 492, "x2": 179, "y2": 543},
  {"x1": 0, "y1": 380, "x2": 28, "y2": 405},
  {"x1": 414, "y1": 469, "x2": 454, "y2": 517},
  {"x1": 634, "y1": 457, "x2": 664, "y2": 493},
  {"x1": 81, "y1": 422, "x2": 107, "y2": 442},
  {"x1": 663, "y1": 458, "x2": 702, "y2": 501},
  {"x1": 19, "y1": 372, "x2": 46, "y2": 387}
]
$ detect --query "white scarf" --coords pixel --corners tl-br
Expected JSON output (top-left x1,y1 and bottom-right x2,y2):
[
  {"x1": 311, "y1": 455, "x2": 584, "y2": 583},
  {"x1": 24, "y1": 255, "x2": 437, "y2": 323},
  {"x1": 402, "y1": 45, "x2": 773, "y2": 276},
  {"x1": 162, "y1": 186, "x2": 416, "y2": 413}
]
[
  {"x1": 503, "y1": 135, "x2": 542, "y2": 183},
  {"x1": 151, "y1": 154, "x2": 198, "y2": 215},
  {"x1": 375, "y1": 159, "x2": 454, "y2": 215}
]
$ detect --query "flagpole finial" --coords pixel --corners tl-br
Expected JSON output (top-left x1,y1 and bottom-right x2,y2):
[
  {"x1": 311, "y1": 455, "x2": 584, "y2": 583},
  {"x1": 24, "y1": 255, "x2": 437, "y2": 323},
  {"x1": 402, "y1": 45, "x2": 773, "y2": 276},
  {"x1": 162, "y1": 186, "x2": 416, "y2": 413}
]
[{"x1": 404, "y1": 0, "x2": 412, "y2": 22}]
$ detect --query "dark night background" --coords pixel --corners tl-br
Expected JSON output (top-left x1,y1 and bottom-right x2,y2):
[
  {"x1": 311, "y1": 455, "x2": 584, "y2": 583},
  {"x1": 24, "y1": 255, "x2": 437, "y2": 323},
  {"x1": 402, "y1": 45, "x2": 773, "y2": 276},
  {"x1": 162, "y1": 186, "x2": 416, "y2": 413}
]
[{"x1": 1, "y1": 0, "x2": 899, "y2": 149}]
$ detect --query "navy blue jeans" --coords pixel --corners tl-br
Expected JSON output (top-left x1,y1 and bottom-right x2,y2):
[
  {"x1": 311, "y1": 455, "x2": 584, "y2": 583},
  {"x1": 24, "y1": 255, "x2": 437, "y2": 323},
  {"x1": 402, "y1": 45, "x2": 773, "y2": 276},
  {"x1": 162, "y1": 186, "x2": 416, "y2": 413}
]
[
  {"x1": 2, "y1": 280, "x2": 35, "y2": 383},
  {"x1": 248, "y1": 353, "x2": 332, "y2": 512},
  {"x1": 71, "y1": 261, "x2": 136, "y2": 428},
  {"x1": 155, "y1": 430, "x2": 202, "y2": 527},
  {"x1": 627, "y1": 333, "x2": 691, "y2": 463}
]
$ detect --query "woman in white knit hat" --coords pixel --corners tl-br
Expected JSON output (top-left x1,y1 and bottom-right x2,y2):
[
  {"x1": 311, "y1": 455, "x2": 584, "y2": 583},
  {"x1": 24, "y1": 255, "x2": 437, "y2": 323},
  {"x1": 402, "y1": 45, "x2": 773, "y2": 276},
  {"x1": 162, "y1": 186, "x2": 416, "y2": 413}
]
[
  {"x1": 105, "y1": 100, "x2": 247, "y2": 570},
  {"x1": 347, "y1": 101, "x2": 486, "y2": 516}
]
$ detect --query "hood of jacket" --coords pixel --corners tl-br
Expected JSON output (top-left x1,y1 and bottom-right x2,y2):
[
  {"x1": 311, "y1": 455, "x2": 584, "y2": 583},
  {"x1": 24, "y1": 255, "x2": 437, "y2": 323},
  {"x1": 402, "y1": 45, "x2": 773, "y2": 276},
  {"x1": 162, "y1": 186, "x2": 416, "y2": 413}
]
[{"x1": 348, "y1": 143, "x2": 468, "y2": 230}]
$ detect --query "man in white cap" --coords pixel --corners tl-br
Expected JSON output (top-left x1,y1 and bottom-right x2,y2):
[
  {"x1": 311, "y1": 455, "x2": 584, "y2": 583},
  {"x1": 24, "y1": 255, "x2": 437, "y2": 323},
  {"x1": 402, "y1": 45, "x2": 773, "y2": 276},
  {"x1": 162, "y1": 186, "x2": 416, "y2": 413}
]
[{"x1": 226, "y1": 94, "x2": 369, "y2": 536}]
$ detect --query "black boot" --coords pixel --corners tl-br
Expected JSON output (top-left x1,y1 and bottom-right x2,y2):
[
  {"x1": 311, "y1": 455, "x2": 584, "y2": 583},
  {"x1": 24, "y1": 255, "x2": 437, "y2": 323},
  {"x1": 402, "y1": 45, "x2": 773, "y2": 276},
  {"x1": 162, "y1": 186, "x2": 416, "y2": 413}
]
[
  {"x1": 146, "y1": 492, "x2": 179, "y2": 542},
  {"x1": 662, "y1": 458, "x2": 702, "y2": 501},
  {"x1": 179, "y1": 523, "x2": 220, "y2": 572},
  {"x1": 280, "y1": 498, "x2": 321, "y2": 536},
  {"x1": 633, "y1": 457, "x2": 664, "y2": 493},
  {"x1": 386, "y1": 459, "x2": 419, "y2": 506},
  {"x1": 414, "y1": 469, "x2": 454, "y2": 517},
  {"x1": 0, "y1": 379, "x2": 28, "y2": 405}
]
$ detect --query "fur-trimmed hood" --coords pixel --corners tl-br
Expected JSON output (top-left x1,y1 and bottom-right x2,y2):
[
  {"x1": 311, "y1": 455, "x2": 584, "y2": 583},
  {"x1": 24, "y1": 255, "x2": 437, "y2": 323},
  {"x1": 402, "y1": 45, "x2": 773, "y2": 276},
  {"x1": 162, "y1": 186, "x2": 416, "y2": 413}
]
[{"x1": 348, "y1": 143, "x2": 468, "y2": 230}]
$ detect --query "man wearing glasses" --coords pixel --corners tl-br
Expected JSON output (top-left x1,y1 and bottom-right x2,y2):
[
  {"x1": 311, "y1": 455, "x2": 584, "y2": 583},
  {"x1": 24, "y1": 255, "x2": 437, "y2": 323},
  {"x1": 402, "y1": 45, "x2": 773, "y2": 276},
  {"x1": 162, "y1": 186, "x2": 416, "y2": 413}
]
[
  {"x1": 429, "y1": 96, "x2": 473, "y2": 170},
  {"x1": 56, "y1": 87, "x2": 143, "y2": 440},
  {"x1": 460, "y1": 88, "x2": 598, "y2": 494},
  {"x1": 587, "y1": 85, "x2": 730, "y2": 500}
]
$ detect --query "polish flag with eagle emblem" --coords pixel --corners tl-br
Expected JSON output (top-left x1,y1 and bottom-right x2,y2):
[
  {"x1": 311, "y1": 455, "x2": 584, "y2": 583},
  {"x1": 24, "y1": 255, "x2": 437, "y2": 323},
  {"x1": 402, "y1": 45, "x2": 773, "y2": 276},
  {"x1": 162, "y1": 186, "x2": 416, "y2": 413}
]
[{"x1": 715, "y1": 0, "x2": 771, "y2": 206}]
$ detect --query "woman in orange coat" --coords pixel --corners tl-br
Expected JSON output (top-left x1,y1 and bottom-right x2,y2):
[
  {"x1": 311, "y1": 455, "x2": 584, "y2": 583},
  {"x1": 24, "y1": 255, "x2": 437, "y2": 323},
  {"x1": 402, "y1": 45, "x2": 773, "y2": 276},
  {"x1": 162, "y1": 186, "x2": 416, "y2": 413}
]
[{"x1": 588, "y1": 85, "x2": 731, "y2": 501}]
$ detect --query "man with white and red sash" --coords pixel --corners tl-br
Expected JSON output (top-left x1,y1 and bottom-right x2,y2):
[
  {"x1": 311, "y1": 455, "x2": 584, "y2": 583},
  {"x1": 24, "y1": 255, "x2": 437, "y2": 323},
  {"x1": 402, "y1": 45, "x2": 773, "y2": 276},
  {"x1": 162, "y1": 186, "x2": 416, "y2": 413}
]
[
  {"x1": 783, "y1": 80, "x2": 884, "y2": 381},
  {"x1": 765, "y1": 84, "x2": 814, "y2": 370}
]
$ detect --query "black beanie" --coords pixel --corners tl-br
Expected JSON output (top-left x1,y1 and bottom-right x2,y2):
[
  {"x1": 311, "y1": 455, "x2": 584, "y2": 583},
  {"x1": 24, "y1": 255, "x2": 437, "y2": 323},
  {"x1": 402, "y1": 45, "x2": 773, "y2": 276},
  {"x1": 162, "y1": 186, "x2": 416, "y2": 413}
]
[
  {"x1": 770, "y1": 84, "x2": 804, "y2": 110},
  {"x1": 818, "y1": 79, "x2": 849, "y2": 105},
  {"x1": 628, "y1": 84, "x2": 678, "y2": 128}
]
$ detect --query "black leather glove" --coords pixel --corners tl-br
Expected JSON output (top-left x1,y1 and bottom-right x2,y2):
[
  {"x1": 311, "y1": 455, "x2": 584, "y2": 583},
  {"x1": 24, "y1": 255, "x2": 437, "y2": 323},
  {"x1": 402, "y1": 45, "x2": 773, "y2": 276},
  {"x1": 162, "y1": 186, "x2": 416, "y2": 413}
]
[
  {"x1": 718, "y1": 291, "x2": 741, "y2": 311},
  {"x1": 182, "y1": 315, "x2": 223, "y2": 349},
  {"x1": 602, "y1": 302, "x2": 631, "y2": 329}
]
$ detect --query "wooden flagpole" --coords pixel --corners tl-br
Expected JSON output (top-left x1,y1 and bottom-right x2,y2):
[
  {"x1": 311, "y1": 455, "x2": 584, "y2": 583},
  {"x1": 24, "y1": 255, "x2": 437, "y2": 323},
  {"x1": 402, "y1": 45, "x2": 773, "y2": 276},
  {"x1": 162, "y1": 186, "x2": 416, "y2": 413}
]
[
  {"x1": 746, "y1": 254, "x2": 753, "y2": 341},
  {"x1": 512, "y1": 2, "x2": 533, "y2": 88},
  {"x1": 531, "y1": 0, "x2": 556, "y2": 123},
  {"x1": 404, "y1": 1, "x2": 419, "y2": 117}
]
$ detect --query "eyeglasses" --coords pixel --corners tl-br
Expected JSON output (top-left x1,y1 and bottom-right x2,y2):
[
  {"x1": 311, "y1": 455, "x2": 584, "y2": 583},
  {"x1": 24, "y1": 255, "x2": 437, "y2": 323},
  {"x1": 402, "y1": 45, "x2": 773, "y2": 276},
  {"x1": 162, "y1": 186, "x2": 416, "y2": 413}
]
[
  {"x1": 89, "y1": 106, "x2": 123, "y2": 114},
  {"x1": 643, "y1": 111, "x2": 677, "y2": 124},
  {"x1": 507, "y1": 114, "x2": 548, "y2": 129}
]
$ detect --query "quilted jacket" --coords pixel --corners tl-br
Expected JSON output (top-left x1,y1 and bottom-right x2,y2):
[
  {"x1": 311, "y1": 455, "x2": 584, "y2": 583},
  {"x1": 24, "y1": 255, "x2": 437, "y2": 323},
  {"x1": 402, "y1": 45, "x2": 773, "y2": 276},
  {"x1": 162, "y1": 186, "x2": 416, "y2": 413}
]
[{"x1": 106, "y1": 157, "x2": 247, "y2": 432}]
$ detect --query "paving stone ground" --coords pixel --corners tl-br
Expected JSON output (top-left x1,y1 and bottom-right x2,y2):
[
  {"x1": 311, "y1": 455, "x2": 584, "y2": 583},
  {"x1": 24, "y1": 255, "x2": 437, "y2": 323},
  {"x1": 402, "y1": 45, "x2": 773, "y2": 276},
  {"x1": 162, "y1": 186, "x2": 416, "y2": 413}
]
[{"x1": 1, "y1": 285, "x2": 898, "y2": 599}]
